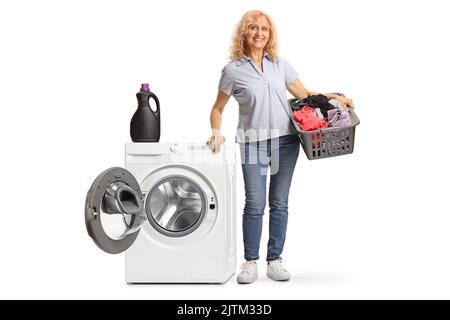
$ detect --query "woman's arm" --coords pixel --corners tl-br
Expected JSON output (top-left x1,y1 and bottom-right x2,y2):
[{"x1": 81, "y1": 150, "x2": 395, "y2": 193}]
[
  {"x1": 208, "y1": 90, "x2": 230, "y2": 153},
  {"x1": 288, "y1": 79, "x2": 354, "y2": 112},
  {"x1": 287, "y1": 79, "x2": 310, "y2": 100}
]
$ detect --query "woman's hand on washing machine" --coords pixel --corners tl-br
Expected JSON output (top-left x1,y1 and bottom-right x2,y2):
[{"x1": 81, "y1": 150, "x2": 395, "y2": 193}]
[{"x1": 207, "y1": 132, "x2": 226, "y2": 153}]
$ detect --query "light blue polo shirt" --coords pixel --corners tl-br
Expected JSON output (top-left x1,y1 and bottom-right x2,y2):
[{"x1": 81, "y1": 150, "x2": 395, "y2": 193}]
[{"x1": 219, "y1": 53, "x2": 298, "y2": 143}]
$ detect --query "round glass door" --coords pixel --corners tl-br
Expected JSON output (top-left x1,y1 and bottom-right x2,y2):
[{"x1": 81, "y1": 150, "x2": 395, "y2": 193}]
[
  {"x1": 100, "y1": 182, "x2": 142, "y2": 239},
  {"x1": 145, "y1": 176, "x2": 206, "y2": 237},
  {"x1": 85, "y1": 167, "x2": 145, "y2": 254}
]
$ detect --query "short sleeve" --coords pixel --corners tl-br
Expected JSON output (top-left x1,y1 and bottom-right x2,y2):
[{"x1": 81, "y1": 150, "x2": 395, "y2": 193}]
[
  {"x1": 281, "y1": 58, "x2": 298, "y2": 87},
  {"x1": 218, "y1": 66, "x2": 233, "y2": 96}
]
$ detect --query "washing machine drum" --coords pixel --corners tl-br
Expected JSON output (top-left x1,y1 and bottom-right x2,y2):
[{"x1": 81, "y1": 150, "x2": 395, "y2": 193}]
[
  {"x1": 145, "y1": 175, "x2": 208, "y2": 237},
  {"x1": 85, "y1": 167, "x2": 214, "y2": 254}
]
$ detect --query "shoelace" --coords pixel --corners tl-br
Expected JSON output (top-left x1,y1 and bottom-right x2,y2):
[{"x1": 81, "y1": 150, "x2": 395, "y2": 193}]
[
  {"x1": 240, "y1": 262, "x2": 256, "y2": 274},
  {"x1": 269, "y1": 260, "x2": 287, "y2": 272}
]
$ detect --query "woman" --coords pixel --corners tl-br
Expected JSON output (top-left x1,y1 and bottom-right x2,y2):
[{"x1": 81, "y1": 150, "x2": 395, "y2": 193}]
[{"x1": 207, "y1": 10, "x2": 354, "y2": 284}]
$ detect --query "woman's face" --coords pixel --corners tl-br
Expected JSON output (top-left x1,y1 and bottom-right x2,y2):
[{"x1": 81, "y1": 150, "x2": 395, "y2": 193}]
[{"x1": 245, "y1": 15, "x2": 270, "y2": 52}]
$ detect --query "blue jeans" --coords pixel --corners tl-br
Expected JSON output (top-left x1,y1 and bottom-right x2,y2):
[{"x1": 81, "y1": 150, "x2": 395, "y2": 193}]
[{"x1": 239, "y1": 134, "x2": 300, "y2": 262}]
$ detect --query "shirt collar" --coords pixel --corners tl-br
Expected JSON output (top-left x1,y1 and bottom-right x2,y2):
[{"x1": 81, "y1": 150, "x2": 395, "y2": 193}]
[{"x1": 238, "y1": 52, "x2": 270, "y2": 65}]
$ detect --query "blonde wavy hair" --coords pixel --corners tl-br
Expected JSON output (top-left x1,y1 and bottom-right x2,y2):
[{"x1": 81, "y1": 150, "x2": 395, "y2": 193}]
[{"x1": 229, "y1": 10, "x2": 279, "y2": 62}]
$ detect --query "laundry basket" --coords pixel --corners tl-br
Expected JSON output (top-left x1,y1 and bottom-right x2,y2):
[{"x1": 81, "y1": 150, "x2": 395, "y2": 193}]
[{"x1": 288, "y1": 98, "x2": 360, "y2": 160}]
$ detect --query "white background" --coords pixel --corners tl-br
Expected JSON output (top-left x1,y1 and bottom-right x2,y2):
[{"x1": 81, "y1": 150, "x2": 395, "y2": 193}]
[{"x1": 1, "y1": 0, "x2": 449, "y2": 299}]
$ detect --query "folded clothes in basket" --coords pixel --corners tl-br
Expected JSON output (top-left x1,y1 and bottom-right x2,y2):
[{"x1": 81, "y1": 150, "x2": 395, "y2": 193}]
[
  {"x1": 293, "y1": 107, "x2": 328, "y2": 131},
  {"x1": 289, "y1": 95, "x2": 360, "y2": 160},
  {"x1": 327, "y1": 108, "x2": 352, "y2": 128},
  {"x1": 329, "y1": 99, "x2": 347, "y2": 112},
  {"x1": 290, "y1": 99, "x2": 310, "y2": 111},
  {"x1": 302, "y1": 94, "x2": 336, "y2": 118}
]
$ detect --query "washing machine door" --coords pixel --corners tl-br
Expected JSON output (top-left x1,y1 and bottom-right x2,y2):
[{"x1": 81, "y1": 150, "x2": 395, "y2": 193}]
[{"x1": 85, "y1": 167, "x2": 145, "y2": 254}]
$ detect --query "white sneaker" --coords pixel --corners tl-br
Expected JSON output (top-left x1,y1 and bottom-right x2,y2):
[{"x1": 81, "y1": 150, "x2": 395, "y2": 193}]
[
  {"x1": 267, "y1": 259, "x2": 290, "y2": 281},
  {"x1": 237, "y1": 261, "x2": 258, "y2": 284}
]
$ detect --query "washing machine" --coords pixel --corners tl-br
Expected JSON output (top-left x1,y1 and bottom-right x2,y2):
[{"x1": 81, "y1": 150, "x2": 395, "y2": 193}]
[{"x1": 85, "y1": 142, "x2": 237, "y2": 283}]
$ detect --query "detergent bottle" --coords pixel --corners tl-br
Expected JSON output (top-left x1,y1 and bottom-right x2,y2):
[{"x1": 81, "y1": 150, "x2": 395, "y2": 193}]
[{"x1": 130, "y1": 83, "x2": 160, "y2": 142}]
